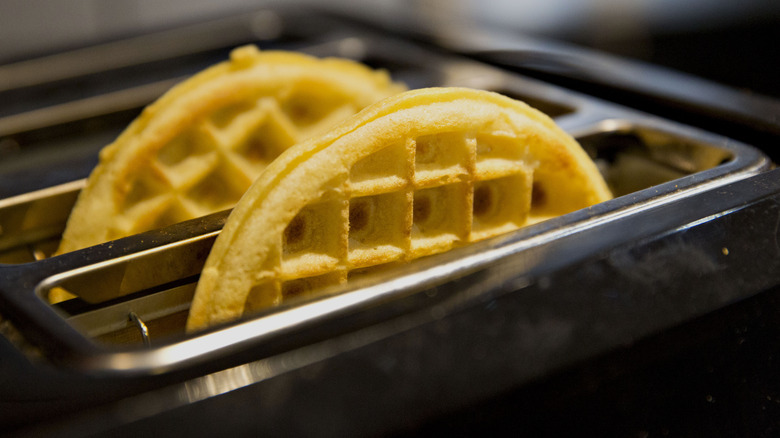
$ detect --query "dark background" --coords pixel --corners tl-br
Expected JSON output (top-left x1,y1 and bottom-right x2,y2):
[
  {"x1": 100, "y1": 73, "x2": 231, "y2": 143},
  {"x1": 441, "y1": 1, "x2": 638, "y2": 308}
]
[{"x1": 2, "y1": 0, "x2": 779, "y2": 98}]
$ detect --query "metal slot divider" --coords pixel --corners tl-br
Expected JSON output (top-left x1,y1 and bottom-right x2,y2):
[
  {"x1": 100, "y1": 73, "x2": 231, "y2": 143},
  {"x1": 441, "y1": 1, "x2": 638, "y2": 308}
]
[{"x1": 0, "y1": 13, "x2": 772, "y2": 373}]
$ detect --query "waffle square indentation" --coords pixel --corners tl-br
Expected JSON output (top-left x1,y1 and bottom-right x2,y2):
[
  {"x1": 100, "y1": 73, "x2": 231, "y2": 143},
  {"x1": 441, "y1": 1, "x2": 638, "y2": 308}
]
[
  {"x1": 156, "y1": 126, "x2": 217, "y2": 169},
  {"x1": 348, "y1": 192, "x2": 410, "y2": 268},
  {"x1": 413, "y1": 132, "x2": 472, "y2": 186},
  {"x1": 282, "y1": 200, "x2": 347, "y2": 277},
  {"x1": 185, "y1": 160, "x2": 250, "y2": 212},
  {"x1": 234, "y1": 112, "x2": 297, "y2": 165},
  {"x1": 281, "y1": 82, "x2": 351, "y2": 128},
  {"x1": 350, "y1": 140, "x2": 410, "y2": 196},
  {"x1": 528, "y1": 170, "x2": 586, "y2": 220},
  {"x1": 475, "y1": 133, "x2": 526, "y2": 179},
  {"x1": 471, "y1": 174, "x2": 531, "y2": 241},
  {"x1": 411, "y1": 183, "x2": 469, "y2": 257},
  {"x1": 120, "y1": 166, "x2": 171, "y2": 211}
]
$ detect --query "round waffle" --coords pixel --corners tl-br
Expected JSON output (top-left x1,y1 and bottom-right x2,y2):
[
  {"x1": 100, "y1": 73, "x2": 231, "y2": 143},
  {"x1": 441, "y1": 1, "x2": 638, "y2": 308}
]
[
  {"x1": 186, "y1": 87, "x2": 612, "y2": 331},
  {"x1": 50, "y1": 46, "x2": 404, "y2": 303}
]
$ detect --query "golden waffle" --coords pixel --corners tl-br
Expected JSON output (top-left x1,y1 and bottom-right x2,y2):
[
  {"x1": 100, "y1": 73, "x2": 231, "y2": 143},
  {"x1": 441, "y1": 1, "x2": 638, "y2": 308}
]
[
  {"x1": 186, "y1": 87, "x2": 612, "y2": 331},
  {"x1": 50, "y1": 46, "x2": 404, "y2": 303}
]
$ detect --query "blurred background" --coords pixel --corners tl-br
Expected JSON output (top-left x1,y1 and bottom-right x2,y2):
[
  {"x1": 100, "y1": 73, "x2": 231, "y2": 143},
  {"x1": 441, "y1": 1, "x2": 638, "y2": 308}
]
[{"x1": 2, "y1": 0, "x2": 780, "y2": 97}]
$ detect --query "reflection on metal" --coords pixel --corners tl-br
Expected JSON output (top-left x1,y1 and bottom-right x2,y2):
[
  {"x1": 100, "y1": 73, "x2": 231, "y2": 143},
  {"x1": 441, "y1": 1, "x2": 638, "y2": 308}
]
[
  {"x1": 0, "y1": 23, "x2": 772, "y2": 376},
  {"x1": 129, "y1": 311, "x2": 150, "y2": 348},
  {"x1": 0, "y1": 79, "x2": 181, "y2": 137},
  {"x1": 30, "y1": 246, "x2": 46, "y2": 261},
  {"x1": 0, "y1": 11, "x2": 283, "y2": 93}
]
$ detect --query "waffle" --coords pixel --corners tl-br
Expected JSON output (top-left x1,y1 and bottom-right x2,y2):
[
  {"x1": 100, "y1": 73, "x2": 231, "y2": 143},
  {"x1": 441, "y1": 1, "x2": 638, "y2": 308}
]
[
  {"x1": 186, "y1": 87, "x2": 612, "y2": 331},
  {"x1": 49, "y1": 46, "x2": 404, "y2": 303}
]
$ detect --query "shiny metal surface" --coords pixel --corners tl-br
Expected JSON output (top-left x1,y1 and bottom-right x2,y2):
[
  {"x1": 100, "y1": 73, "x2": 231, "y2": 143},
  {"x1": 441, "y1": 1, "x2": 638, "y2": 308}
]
[
  {"x1": 11, "y1": 166, "x2": 780, "y2": 437},
  {"x1": 0, "y1": 84, "x2": 769, "y2": 374},
  {"x1": 0, "y1": 5, "x2": 771, "y2": 375}
]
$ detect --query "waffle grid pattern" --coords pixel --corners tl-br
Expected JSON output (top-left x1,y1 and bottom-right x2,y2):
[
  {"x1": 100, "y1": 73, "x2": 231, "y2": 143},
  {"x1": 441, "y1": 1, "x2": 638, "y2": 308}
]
[
  {"x1": 244, "y1": 129, "x2": 535, "y2": 310},
  {"x1": 112, "y1": 88, "x2": 360, "y2": 239}
]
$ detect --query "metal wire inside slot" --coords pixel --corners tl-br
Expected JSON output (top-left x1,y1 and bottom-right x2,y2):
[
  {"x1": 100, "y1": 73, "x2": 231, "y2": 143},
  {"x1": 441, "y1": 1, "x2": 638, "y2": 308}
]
[
  {"x1": 128, "y1": 311, "x2": 151, "y2": 347},
  {"x1": 29, "y1": 245, "x2": 46, "y2": 261}
]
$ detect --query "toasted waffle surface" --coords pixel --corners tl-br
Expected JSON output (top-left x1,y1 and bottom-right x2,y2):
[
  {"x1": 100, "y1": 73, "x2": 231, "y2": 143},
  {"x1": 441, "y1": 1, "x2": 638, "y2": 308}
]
[
  {"x1": 50, "y1": 46, "x2": 404, "y2": 303},
  {"x1": 186, "y1": 87, "x2": 612, "y2": 331}
]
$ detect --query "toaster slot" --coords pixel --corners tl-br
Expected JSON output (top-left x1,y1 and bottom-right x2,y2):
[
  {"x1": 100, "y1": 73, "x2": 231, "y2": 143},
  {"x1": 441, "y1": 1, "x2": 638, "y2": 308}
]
[
  {"x1": 25, "y1": 119, "x2": 765, "y2": 353},
  {"x1": 578, "y1": 125, "x2": 735, "y2": 197},
  {"x1": 0, "y1": 25, "x2": 770, "y2": 373}
]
